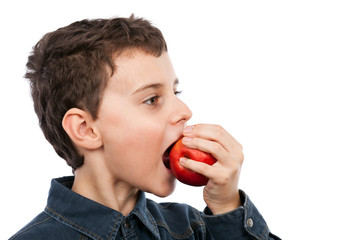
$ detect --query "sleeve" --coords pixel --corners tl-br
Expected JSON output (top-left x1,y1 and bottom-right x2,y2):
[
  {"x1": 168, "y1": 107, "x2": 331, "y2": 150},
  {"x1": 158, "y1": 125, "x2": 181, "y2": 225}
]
[{"x1": 202, "y1": 190, "x2": 281, "y2": 240}]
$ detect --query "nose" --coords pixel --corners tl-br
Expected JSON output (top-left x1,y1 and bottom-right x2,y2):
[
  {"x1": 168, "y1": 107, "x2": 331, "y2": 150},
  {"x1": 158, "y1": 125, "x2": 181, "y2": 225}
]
[{"x1": 170, "y1": 97, "x2": 192, "y2": 125}]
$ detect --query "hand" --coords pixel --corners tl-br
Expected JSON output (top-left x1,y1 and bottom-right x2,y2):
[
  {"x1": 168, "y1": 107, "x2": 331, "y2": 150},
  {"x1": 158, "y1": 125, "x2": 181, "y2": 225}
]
[{"x1": 181, "y1": 124, "x2": 244, "y2": 215}]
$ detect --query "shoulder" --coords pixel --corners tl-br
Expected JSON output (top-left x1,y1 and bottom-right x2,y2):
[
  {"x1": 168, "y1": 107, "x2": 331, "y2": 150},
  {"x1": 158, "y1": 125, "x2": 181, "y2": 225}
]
[{"x1": 9, "y1": 212, "x2": 81, "y2": 240}]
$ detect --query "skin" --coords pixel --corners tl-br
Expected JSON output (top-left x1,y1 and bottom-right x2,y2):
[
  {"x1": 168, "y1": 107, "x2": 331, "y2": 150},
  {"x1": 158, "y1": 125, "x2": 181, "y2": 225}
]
[
  {"x1": 62, "y1": 49, "x2": 244, "y2": 216},
  {"x1": 182, "y1": 125, "x2": 244, "y2": 214}
]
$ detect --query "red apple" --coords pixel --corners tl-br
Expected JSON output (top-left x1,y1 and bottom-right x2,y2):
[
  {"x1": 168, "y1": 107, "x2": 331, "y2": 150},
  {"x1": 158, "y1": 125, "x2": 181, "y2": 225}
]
[{"x1": 169, "y1": 138, "x2": 217, "y2": 186}]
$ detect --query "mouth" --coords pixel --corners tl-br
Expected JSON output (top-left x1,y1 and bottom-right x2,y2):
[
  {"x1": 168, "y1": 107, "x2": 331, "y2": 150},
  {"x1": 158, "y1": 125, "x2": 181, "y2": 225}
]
[{"x1": 162, "y1": 141, "x2": 178, "y2": 170}]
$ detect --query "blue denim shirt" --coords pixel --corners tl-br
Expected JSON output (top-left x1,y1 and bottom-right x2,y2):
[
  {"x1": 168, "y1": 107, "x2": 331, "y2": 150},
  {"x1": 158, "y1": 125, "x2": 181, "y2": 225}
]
[{"x1": 10, "y1": 176, "x2": 280, "y2": 240}]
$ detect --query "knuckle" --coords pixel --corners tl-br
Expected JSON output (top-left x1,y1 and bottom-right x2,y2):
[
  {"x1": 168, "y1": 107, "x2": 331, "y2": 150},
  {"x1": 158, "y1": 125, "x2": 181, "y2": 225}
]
[
  {"x1": 214, "y1": 124, "x2": 223, "y2": 130},
  {"x1": 216, "y1": 174, "x2": 230, "y2": 185},
  {"x1": 239, "y1": 153, "x2": 244, "y2": 164},
  {"x1": 228, "y1": 162, "x2": 240, "y2": 175},
  {"x1": 213, "y1": 142, "x2": 223, "y2": 153},
  {"x1": 233, "y1": 149, "x2": 244, "y2": 164},
  {"x1": 234, "y1": 151, "x2": 243, "y2": 162},
  {"x1": 213, "y1": 125, "x2": 224, "y2": 138}
]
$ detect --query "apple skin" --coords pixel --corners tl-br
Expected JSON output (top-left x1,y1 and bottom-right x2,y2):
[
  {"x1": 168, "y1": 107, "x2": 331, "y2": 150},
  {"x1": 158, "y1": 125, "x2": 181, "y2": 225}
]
[{"x1": 169, "y1": 138, "x2": 217, "y2": 186}]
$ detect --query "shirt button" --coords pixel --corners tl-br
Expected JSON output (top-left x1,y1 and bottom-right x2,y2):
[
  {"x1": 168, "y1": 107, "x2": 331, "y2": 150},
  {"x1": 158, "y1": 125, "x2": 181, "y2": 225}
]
[
  {"x1": 124, "y1": 220, "x2": 131, "y2": 229},
  {"x1": 246, "y1": 218, "x2": 254, "y2": 228}
]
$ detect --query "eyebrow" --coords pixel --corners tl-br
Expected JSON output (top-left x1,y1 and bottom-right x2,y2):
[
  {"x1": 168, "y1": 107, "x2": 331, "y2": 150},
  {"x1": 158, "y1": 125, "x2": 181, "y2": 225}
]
[{"x1": 132, "y1": 78, "x2": 179, "y2": 95}]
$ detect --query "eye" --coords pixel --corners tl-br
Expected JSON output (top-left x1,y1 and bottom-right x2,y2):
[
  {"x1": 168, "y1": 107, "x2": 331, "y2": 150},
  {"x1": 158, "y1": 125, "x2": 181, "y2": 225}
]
[{"x1": 143, "y1": 95, "x2": 161, "y2": 106}]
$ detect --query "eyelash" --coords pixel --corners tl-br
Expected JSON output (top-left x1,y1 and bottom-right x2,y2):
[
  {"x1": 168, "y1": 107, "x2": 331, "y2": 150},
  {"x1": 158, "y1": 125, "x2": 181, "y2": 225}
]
[
  {"x1": 174, "y1": 90, "x2": 182, "y2": 96},
  {"x1": 143, "y1": 90, "x2": 182, "y2": 106},
  {"x1": 144, "y1": 96, "x2": 160, "y2": 106}
]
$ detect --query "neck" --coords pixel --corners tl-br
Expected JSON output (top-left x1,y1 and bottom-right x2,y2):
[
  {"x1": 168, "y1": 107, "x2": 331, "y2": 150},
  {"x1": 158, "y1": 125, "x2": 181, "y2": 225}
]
[{"x1": 71, "y1": 158, "x2": 139, "y2": 216}]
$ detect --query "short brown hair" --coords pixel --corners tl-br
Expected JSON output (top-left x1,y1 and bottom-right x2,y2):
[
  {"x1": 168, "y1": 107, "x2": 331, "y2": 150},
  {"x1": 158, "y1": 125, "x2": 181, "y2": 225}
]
[{"x1": 26, "y1": 15, "x2": 167, "y2": 170}]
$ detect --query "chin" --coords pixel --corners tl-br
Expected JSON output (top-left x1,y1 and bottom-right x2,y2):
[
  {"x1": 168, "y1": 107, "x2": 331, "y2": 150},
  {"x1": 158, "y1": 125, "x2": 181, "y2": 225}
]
[{"x1": 150, "y1": 181, "x2": 176, "y2": 198}]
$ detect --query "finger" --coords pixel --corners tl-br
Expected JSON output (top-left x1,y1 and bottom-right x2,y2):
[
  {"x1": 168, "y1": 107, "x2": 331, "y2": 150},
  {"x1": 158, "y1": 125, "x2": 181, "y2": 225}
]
[
  {"x1": 183, "y1": 124, "x2": 241, "y2": 152},
  {"x1": 180, "y1": 157, "x2": 218, "y2": 180},
  {"x1": 181, "y1": 158, "x2": 239, "y2": 186},
  {"x1": 182, "y1": 137, "x2": 228, "y2": 163}
]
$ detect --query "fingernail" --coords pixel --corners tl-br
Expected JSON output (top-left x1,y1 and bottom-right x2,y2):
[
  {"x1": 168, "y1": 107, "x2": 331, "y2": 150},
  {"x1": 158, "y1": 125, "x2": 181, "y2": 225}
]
[
  {"x1": 183, "y1": 126, "x2": 193, "y2": 133},
  {"x1": 182, "y1": 137, "x2": 192, "y2": 143},
  {"x1": 179, "y1": 158, "x2": 186, "y2": 165}
]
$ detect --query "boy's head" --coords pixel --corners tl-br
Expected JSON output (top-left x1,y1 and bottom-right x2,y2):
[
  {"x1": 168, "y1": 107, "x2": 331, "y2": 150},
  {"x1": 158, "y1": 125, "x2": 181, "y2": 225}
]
[{"x1": 26, "y1": 15, "x2": 168, "y2": 170}]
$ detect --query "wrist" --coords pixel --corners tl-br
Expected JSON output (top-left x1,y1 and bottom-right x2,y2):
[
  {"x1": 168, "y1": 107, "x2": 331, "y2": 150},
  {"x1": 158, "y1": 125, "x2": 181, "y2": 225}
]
[{"x1": 206, "y1": 192, "x2": 242, "y2": 215}]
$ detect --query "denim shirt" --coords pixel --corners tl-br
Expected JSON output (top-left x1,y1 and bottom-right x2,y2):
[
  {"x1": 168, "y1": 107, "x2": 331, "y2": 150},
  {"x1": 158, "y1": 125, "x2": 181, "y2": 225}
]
[{"x1": 10, "y1": 176, "x2": 280, "y2": 240}]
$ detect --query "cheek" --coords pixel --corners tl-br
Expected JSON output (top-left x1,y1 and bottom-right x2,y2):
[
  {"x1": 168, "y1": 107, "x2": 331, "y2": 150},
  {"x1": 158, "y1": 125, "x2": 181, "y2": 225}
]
[
  {"x1": 125, "y1": 124, "x2": 164, "y2": 156},
  {"x1": 103, "y1": 119, "x2": 165, "y2": 166}
]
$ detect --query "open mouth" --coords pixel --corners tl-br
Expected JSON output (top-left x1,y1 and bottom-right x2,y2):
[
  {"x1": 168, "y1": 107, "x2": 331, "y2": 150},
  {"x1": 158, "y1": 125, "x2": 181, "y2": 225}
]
[{"x1": 162, "y1": 142, "x2": 177, "y2": 170}]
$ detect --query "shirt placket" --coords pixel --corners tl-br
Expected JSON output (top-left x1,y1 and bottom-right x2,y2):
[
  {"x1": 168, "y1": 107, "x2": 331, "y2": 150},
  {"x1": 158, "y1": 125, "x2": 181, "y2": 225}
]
[{"x1": 116, "y1": 216, "x2": 138, "y2": 240}]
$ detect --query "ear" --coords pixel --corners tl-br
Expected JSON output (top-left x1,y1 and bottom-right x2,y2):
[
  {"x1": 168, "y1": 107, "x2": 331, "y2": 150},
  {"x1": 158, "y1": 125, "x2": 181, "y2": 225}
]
[{"x1": 62, "y1": 108, "x2": 102, "y2": 150}]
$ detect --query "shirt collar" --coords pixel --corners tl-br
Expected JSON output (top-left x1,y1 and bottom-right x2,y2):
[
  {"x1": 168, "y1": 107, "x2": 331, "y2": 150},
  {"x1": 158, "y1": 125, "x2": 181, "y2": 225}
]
[{"x1": 45, "y1": 176, "x2": 160, "y2": 240}]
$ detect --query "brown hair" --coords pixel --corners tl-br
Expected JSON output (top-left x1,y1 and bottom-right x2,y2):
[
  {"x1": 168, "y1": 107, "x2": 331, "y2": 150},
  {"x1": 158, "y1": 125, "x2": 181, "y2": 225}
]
[{"x1": 25, "y1": 15, "x2": 167, "y2": 170}]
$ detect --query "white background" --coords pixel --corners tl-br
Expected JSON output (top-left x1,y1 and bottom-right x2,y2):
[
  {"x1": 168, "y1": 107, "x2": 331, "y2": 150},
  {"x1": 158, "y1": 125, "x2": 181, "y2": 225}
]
[{"x1": 1, "y1": 1, "x2": 359, "y2": 239}]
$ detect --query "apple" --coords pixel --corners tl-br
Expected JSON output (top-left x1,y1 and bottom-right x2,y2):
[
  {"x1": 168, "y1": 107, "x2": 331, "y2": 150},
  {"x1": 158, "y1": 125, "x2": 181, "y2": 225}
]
[{"x1": 169, "y1": 138, "x2": 217, "y2": 186}]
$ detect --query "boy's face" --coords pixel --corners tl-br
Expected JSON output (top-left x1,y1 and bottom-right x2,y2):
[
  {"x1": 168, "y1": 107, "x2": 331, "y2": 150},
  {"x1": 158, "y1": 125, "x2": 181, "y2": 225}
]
[{"x1": 94, "y1": 50, "x2": 192, "y2": 197}]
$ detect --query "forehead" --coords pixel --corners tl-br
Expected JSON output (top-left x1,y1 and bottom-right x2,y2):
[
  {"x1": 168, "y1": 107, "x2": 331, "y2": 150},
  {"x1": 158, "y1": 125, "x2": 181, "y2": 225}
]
[{"x1": 107, "y1": 50, "x2": 176, "y2": 95}]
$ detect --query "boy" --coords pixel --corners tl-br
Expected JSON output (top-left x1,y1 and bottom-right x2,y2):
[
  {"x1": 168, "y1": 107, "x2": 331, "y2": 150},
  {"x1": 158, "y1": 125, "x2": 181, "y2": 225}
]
[{"x1": 10, "y1": 15, "x2": 280, "y2": 239}]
